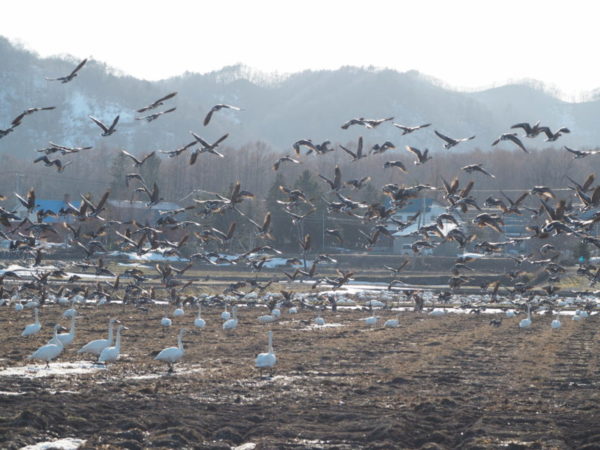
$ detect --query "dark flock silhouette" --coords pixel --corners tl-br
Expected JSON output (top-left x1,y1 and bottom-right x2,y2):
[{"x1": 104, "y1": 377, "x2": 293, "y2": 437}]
[{"x1": 0, "y1": 56, "x2": 597, "y2": 373}]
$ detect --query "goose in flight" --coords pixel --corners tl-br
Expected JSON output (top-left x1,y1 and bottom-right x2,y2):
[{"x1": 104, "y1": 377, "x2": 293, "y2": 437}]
[
  {"x1": 511, "y1": 121, "x2": 543, "y2": 138},
  {"x1": 89, "y1": 115, "x2": 119, "y2": 136},
  {"x1": 273, "y1": 155, "x2": 300, "y2": 171},
  {"x1": 137, "y1": 92, "x2": 177, "y2": 113},
  {"x1": 135, "y1": 107, "x2": 176, "y2": 122},
  {"x1": 121, "y1": 150, "x2": 155, "y2": 167},
  {"x1": 340, "y1": 136, "x2": 365, "y2": 161},
  {"x1": 341, "y1": 117, "x2": 393, "y2": 129},
  {"x1": 393, "y1": 122, "x2": 431, "y2": 135},
  {"x1": 461, "y1": 164, "x2": 495, "y2": 178},
  {"x1": 405, "y1": 146, "x2": 432, "y2": 165},
  {"x1": 434, "y1": 130, "x2": 475, "y2": 149},
  {"x1": 492, "y1": 133, "x2": 528, "y2": 153},
  {"x1": 159, "y1": 141, "x2": 197, "y2": 158},
  {"x1": 318, "y1": 166, "x2": 342, "y2": 191},
  {"x1": 45, "y1": 58, "x2": 87, "y2": 83},
  {"x1": 564, "y1": 146, "x2": 600, "y2": 159},
  {"x1": 345, "y1": 176, "x2": 371, "y2": 190},
  {"x1": 538, "y1": 126, "x2": 570, "y2": 142},
  {"x1": 190, "y1": 132, "x2": 229, "y2": 162},
  {"x1": 203, "y1": 104, "x2": 242, "y2": 126},
  {"x1": 383, "y1": 160, "x2": 407, "y2": 172},
  {"x1": 33, "y1": 155, "x2": 72, "y2": 172}
]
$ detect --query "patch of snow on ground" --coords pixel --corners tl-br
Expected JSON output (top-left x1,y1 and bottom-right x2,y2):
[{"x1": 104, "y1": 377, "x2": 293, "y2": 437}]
[
  {"x1": 19, "y1": 437, "x2": 86, "y2": 450},
  {"x1": 0, "y1": 362, "x2": 103, "y2": 378}
]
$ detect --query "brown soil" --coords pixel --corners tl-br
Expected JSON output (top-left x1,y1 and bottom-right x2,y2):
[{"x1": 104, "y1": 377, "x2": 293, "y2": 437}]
[{"x1": 1, "y1": 304, "x2": 600, "y2": 449}]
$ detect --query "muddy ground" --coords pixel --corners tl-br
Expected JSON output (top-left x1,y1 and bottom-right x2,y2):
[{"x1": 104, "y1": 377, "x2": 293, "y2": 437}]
[{"x1": 1, "y1": 303, "x2": 600, "y2": 449}]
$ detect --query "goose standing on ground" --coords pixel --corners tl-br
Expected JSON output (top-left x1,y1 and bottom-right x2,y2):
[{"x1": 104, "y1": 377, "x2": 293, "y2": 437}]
[
  {"x1": 78, "y1": 318, "x2": 118, "y2": 356},
  {"x1": 519, "y1": 304, "x2": 532, "y2": 328},
  {"x1": 22, "y1": 307, "x2": 41, "y2": 337},
  {"x1": 155, "y1": 328, "x2": 186, "y2": 373},
  {"x1": 98, "y1": 325, "x2": 126, "y2": 365},
  {"x1": 223, "y1": 306, "x2": 238, "y2": 332},
  {"x1": 194, "y1": 305, "x2": 206, "y2": 328},
  {"x1": 255, "y1": 330, "x2": 277, "y2": 377},
  {"x1": 28, "y1": 325, "x2": 65, "y2": 368}
]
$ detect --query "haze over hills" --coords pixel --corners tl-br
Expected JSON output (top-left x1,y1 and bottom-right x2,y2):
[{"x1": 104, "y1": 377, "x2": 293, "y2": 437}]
[{"x1": 1, "y1": 35, "x2": 599, "y2": 157}]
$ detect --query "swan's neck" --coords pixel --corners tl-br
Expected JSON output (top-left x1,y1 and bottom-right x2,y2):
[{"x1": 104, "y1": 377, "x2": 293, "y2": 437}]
[
  {"x1": 54, "y1": 327, "x2": 64, "y2": 348},
  {"x1": 197, "y1": 306, "x2": 202, "y2": 319},
  {"x1": 115, "y1": 329, "x2": 122, "y2": 350},
  {"x1": 178, "y1": 332, "x2": 184, "y2": 351},
  {"x1": 527, "y1": 305, "x2": 531, "y2": 319},
  {"x1": 34, "y1": 309, "x2": 39, "y2": 324},
  {"x1": 69, "y1": 316, "x2": 76, "y2": 334},
  {"x1": 107, "y1": 320, "x2": 114, "y2": 341},
  {"x1": 267, "y1": 332, "x2": 273, "y2": 352}
]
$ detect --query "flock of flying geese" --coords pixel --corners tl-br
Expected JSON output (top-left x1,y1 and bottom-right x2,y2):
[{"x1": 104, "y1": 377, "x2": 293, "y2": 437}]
[{"x1": 0, "y1": 57, "x2": 598, "y2": 375}]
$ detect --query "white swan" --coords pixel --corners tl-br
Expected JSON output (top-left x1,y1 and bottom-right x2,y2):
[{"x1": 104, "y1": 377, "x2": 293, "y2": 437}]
[
  {"x1": 361, "y1": 316, "x2": 379, "y2": 326},
  {"x1": 98, "y1": 325, "x2": 126, "y2": 365},
  {"x1": 551, "y1": 312, "x2": 561, "y2": 329},
  {"x1": 255, "y1": 330, "x2": 276, "y2": 376},
  {"x1": 505, "y1": 309, "x2": 516, "y2": 318},
  {"x1": 288, "y1": 307, "x2": 298, "y2": 314},
  {"x1": 221, "y1": 305, "x2": 231, "y2": 320},
  {"x1": 161, "y1": 316, "x2": 172, "y2": 328},
  {"x1": 155, "y1": 328, "x2": 186, "y2": 373},
  {"x1": 258, "y1": 314, "x2": 275, "y2": 324},
  {"x1": 271, "y1": 308, "x2": 281, "y2": 318},
  {"x1": 384, "y1": 316, "x2": 400, "y2": 328},
  {"x1": 223, "y1": 306, "x2": 238, "y2": 331},
  {"x1": 21, "y1": 308, "x2": 41, "y2": 337},
  {"x1": 63, "y1": 299, "x2": 77, "y2": 318},
  {"x1": 314, "y1": 315, "x2": 325, "y2": 326},
  {"x1": 519, "y1": 304, "x2": 532, "y2": 328},
  {"x1": 14, "y1": 301, "x2": 23, "y2": 312},
  {"x1": 194, "y1": 305, "x2": 206, "y2": 328},
  {"x1": 173, "y1": 306, "x2": 184, "y2": 317},
  {"x1": 78, "y1": 318, "x2": 118, "y2": 356},
  {"x1": 28, "y1": 325, "x2": 64, "y2": 367},
  {"x1": 50, "y1": 315, "x2": 77, "y2": 347}
]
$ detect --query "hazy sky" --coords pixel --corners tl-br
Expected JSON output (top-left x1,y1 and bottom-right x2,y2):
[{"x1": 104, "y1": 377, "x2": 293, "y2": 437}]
[{"x1": 1, "y1": 0, "x2": 596, "y2": 100}]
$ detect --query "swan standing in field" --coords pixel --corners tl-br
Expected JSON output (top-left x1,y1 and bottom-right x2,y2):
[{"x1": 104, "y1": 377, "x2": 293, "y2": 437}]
[
  {"x1": 155, "y1": 328, "x2": 186, "y2": 373},
  {"x1": 361, "y1": 316, "x2": 379, "y2": 326},
  {"x1": 519, "y1": 304, "x2": 532, "y2": 328},
  {"x1": 14, "y1": 301, "x2": 23, "y2": 312},
  {"x1": 221, "y1": 305, "x2": 231, "y2": 320},
  {"x1": 505, "y1": 309, "x2": 516, "y2": 318},
  {"x1": 98, "y1": 325, "x2": 126, "y2": 365},
  {"x1": 223, "y1": 306, "x2": 238, "y2": 332},
  {"x1": 255, "y1": 330, "x2": 277, "y2": 377},
  {"x1": 194, "y1": 305, "x2": 206, "y2": 328},
  {"x1": 22, "y1": 308, "x2": 41, "y2": 337},
  {"x1": 50, "y1": 315, "x2": 77, "y2": 347},
  {"x1": 161, "y1": 316, "x2": 172, "y2": 328},
  {"x1": 258, "y1": 314, "x2": 275, "y2": 324},
  {"x1": 314, "y1": 315, "x2": 325, "y2": 326},
  {"x1": 63, "y1": 299, "x2": 77, "y2": 318},
  {"x1": 288, "y1": 306, "x2": 298, "y2": 314},
  {"x1": 384, "y1": 316, "x2": 400, "y2": 328},
  {"x1": 28, "y1": 325, "x2": 65, "y2": 368},
  {"x1": 551, "y1": 312, "x2": 561, "y2": 329},
  {"x1": 173, "y1": 305, "x2": 184, "y2": 317},
  {"x1": 78, "y1": 318, "x2": 118, "y2": 356}
]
